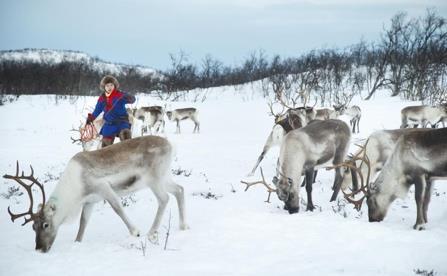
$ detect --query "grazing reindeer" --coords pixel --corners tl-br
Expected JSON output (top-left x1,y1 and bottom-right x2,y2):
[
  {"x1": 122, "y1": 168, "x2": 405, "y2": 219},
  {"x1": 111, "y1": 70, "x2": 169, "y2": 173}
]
[
  {"x1": 272, "y1": 119, "x2": 351, "y2": 213},
  {"x1": 334, "y1": 105, "x2": 362, "y2": 133},
  {"x1": 400, "y1": 105, "x2": 447, "y2": 128},
  {"x1": 314, "y1": 108, "x2": 338, "y2": 120},
  {"x1": 340, "y1": 128, "x2": 423, "y2": 193},
  {"x1": 366, "y1": 128, "x2": 447, "y2": 230},
  {"x1": 166, "y1": 108, "x2": 200, "y2": 134},
  {"x1": 248, "y1": 104, "x2": 309, "y2": 176},
  {"x1": 3, "y1": 136, "x2": 188, "y2": 252},
  {"x1": 131, "y1": 106, "x2": 165, "y2": 136}
]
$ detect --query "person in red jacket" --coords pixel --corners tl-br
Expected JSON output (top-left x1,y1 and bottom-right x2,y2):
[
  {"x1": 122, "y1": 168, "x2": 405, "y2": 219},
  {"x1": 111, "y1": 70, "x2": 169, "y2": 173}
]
[{"x1": 86, "y1": 75, "x2": 136, "y2": 148}]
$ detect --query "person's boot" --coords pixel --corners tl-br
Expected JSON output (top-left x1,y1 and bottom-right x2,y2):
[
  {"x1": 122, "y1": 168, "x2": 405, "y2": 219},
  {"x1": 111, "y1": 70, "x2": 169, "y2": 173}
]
[
  {"x1": 119, "y1": 129, "x2": 132, "y2": 141},
  {"x1": 101, "y1": 137, "x2": 114, "y2": 148}
]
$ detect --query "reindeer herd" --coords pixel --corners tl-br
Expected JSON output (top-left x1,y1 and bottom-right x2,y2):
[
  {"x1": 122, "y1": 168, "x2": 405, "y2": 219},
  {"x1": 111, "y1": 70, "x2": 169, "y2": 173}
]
[
  {"x1": 245, "y1": 100, "x2": 446, "y2": 230},
  {"x1": 3, "y1": 95, "x2": 447, "y2": 253}
]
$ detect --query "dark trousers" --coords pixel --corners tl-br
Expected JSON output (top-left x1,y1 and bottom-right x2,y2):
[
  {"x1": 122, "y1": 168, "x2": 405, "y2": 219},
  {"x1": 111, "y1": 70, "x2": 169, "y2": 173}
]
[{"x1": 101, "y1": 128, "x2": 132, "y2": 148}]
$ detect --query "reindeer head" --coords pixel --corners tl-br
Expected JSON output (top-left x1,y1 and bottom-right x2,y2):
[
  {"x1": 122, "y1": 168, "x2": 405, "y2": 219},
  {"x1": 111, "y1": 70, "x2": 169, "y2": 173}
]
[
  {"x1": 366, "y1": 173, "x2": 396, "y2": 222},
  {"x1": 166, "y1": 111, "x2": 173, "y2": 121},
  {"x1": 3, "y1": 162, "x2": 59, "y2": 252},
  {"x1": 333, "y1": 104, "x2": 347, "y2": 115},
  {"x1": 287, "y1": 108, "x2": 308, "y2": 129},
  {"x1": 272, "y1": 175, "x2": 299, "y2": 214},
  {"x1": 32, "y1": 203, "x2": 58, "y2": 252}
]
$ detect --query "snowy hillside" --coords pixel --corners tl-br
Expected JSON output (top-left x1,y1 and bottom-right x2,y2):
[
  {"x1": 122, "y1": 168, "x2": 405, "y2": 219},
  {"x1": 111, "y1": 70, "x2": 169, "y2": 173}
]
[
  {"x1": 0, "y1": 49, "x2": 159, "y2": 77},
  {"x1": 0, "y1": 85, "x2": 446, "y2": 276}
]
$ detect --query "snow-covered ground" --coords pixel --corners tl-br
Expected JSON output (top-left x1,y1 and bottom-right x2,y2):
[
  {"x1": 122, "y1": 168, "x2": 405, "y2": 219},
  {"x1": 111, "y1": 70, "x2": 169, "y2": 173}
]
[{"x1": 0, "y1": 85, "x2": 446, "y2": 276}]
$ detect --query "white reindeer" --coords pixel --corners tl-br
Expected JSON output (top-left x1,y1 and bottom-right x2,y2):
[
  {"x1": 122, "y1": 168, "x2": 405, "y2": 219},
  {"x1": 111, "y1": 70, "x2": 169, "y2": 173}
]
[
  {"x1": 272, "y1": 119, "x2": 351, "y2": 213},
  {"x1": 130, "y1": 106, "x2": 165, "y2": 136},
  {"x1": 366, "y1": 127, "x2": 447, "y2": 230},
  {"x1": 334, "y1": 105, "x2": 362, "y2": 133},
  {"x1": 3, "y1": 136, "x2": 188, "y2": 252},
  {"x1": 400, "y1": 105, "x2": 447, "y2": 128},
  {"x1": 340, "y1": 128, "x2": 421, "y2": 193},
  {"x1": 166, "y1": 108, "x2": 200, "y2": 134}
]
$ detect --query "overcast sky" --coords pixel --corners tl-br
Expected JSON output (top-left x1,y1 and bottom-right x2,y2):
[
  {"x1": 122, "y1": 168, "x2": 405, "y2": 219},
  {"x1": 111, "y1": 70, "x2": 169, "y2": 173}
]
[{"x1": 1, "y1": 0, "x2": 446, "y2": 70}]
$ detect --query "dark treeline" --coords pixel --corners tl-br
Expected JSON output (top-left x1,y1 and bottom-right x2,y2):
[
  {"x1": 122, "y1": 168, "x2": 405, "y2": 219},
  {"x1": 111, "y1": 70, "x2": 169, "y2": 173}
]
[
  {"x1": 1, "y1": 10, "x2": 446, "y2": 104},
  {"x1": 0, "y1": 54, "x2": 161, "y2": 96}
]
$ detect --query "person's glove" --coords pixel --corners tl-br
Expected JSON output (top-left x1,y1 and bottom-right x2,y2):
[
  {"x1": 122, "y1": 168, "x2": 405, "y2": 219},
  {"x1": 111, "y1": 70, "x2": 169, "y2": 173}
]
[{"x1": 86, "y1": 113, "x2": 95, "y2": 124}]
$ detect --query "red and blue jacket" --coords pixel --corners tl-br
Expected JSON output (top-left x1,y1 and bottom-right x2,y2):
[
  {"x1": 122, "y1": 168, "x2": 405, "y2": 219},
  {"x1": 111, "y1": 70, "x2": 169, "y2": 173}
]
[{"x1": 89, "y1": 89, "x2": 136, "y2": 138}]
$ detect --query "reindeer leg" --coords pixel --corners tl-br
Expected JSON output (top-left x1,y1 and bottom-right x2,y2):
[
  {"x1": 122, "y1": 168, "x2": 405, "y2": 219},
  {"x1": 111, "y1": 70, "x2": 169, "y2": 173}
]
[
  {"x1": 413, "y1": 175, "x2": 427, "y2": 230},
  {"x1": 176, "y1": 119, "x2": 180, "y2": 134},
  {"x1": 330, "y1": 167, "x2": 343, "y2": 202},
  {"x1": 248, "y1": 131, "x2": 276, "y2": 176},
  {"x1": 305, "y1": 169, "x2": 315, "y2": 211},
  {"x1": 161, "y1": 120, "x2": 166, "y2": 133},
  {"x1": 194, "y1": 120, "x2": 200, "y2": 133},
  {"x1": 166, "y1": 180, "x2": 189, "y2": 230},
  {"x1": 356, "y1": 117, "x2": 360, "y2": 133},
  {"x1": 422, "y1": 177, "x2": 433, "y2": 224},
  {"x1": 147, "y1": 181, "x2": 170, "y2": 242},
  {"x1": 302, "y1": 170, "x2": 318, "y2": 187},
  {"x1": 75, "y1": 202, "x2": 95, "y2": 242},
  {"x1": 98, "y1": 184, "x2": 140, "y2": 237}
]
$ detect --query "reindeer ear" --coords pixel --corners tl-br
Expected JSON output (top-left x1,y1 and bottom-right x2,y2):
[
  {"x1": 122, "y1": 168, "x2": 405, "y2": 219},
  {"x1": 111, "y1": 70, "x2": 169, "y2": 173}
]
[
  {"x1": 272, "y1": 176, "x2": 279, "y2": 185},
  {"x1": 44, "y1": 203, "x2": 57, "y2": 217}
]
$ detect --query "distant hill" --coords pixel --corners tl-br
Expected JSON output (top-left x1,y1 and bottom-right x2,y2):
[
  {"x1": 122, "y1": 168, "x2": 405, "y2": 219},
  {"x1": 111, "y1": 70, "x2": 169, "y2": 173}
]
[{"x1": 0, "y1": 49, "x2": 162, "y2": 95}]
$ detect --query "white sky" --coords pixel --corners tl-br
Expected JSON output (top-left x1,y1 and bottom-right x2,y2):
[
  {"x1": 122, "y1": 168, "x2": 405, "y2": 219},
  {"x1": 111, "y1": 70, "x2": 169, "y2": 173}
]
[{"x1": 1, "y1": 0, "x2": 446, "y2": 70}]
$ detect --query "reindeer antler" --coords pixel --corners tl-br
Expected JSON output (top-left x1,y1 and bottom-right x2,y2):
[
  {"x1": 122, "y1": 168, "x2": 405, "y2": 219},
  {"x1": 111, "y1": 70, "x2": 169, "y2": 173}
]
[
  {"x1": 241, "y1": 167, "x2": 277, "y2": 203},
  {"x1": 267, "y1": 101, "x2": 287, "y2": 123},
  {"x1": 3, "y1": 161, "x2": 46, "y2": 225},
  {"x1": 326, "y1": 141, "x2": 371, "y2": 211}
]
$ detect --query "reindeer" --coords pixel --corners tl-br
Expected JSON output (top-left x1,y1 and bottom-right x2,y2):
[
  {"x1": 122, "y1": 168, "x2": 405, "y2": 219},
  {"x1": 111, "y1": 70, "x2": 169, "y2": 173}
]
[
  {"x1": 271, "y1": 119, "x2": 351, "y2": 213},
  {"x1": 166, "y1": 108, "x2": 200, "y2": 134},
  {"x1": 340, "y1": 128, "x2": 422, "y2": 194},
  {"x1": 366, "y1": 128, "x2": 447, "y2": 230},
  {"x1": 247, "y1": 102, "x2": 310, "y2": 176},
  {"x1": 314, "y1": 108, "x2": 338, "y2": 120},
  {"x1": 333, "y1": 105, "x2": 362, "y2": 133},
  {"x1": 400, "y1": 105, "x2": 447, "y2": 128},
  {"x1": 3, "y1": 136, "x2": 188, "y2": 252},
  {"x1": 129, "y1": 106, "x2": 165, "y2": 136}
]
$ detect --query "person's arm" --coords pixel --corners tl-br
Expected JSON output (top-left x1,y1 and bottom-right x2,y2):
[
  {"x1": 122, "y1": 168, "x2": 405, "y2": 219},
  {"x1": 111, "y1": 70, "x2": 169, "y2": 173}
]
[
  {"x1": 87, "y1": 97, "x2": 105, "y2": 123},
  {"x1": 123, "y1": 92, "x2": 136, "y2": 104}
]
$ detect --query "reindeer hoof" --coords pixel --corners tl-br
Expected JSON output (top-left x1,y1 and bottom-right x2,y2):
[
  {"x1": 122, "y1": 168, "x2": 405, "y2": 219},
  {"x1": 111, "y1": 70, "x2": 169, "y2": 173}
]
[
  {"x1": 306, "y1": 205, "x2": 315, "y2": 212},
  {"x1": 180, "y1": 223, "x2": 190, "y2": 230},
  {"x1": 130, "y1": 229, "x2": 141, "y2": 237},
  {"x1": 413, "y1": 224, "x2": 426, "y2": 231},
  {"x1": 148, "y1": 231, "x2": 159, "y2": 243}
]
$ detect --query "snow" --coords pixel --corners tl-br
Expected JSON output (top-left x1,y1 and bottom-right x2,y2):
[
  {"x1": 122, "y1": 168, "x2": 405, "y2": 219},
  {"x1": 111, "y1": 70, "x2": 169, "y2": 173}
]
[
  {"x1": 0, "y1": 49, "x2": 158, "y2": 77},
  {"x1": 0, "y1": 84, "x2": 446, "y2": 276}
]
